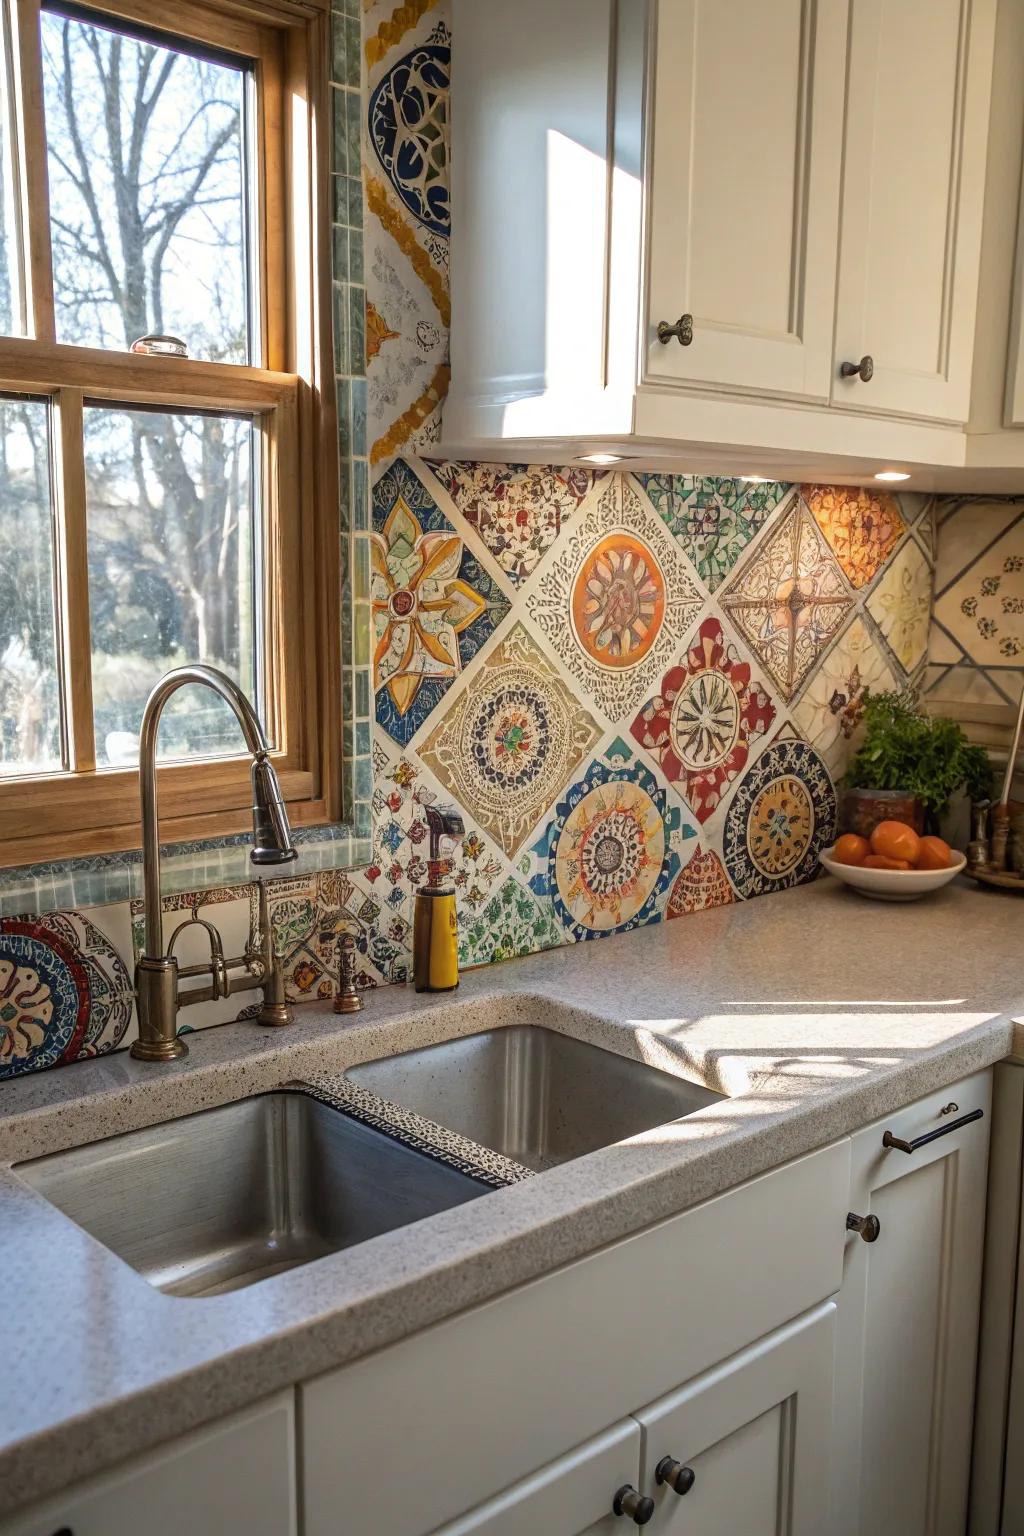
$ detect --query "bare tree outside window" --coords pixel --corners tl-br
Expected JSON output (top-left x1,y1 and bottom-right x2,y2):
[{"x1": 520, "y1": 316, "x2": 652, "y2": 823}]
[{"x1": 0, "y1": 6, "x2": 263, "y2": 770}]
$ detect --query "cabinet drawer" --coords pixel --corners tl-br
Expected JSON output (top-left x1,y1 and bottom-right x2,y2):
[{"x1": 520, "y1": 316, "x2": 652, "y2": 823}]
[
  {"x1": 2, "y1": 1393, "x2": 297, "y2": 1536},
  {"x1": 849, "y1": 1068, "x2": 991, "y2": 1181},
  {"x1": 302, "y1": 1138, "x2": 850, "y2": 1536}
]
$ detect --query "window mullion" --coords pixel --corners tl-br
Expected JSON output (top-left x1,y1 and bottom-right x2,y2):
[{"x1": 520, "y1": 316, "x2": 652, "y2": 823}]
[
  {"x1": 11, "y1": 0, "x2": 55, "y2": 342},
  {"x1": 52, "y1": 385, "x2": 95, "y2": 771}
]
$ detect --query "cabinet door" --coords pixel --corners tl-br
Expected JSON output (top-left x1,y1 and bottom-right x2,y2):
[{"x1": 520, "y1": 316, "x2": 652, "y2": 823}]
[
  {"x1": 634, "y1": 1302, "x2": 836, "y2": 1535},
  {"x1": 833, "y1": 1069, "x2": 992, "y2": 1536},
  {"x1": 833, "y1": 0, "x2": 996, "y2": 422},
  {"x1": 431, "y1": 1421, "x2": 640, "y2": 1536},
  {"x1": 2, "y1": 1393, "x2": 297, "y2": 1536},
  {"x1": 644, "y1": 0, "x2": 848, "y2": 401}
]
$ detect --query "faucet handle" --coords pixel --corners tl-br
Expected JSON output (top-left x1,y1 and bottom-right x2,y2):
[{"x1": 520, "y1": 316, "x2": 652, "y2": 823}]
[{"x1": 334, "y1": 932, "x2": 364, "y2": 1014}]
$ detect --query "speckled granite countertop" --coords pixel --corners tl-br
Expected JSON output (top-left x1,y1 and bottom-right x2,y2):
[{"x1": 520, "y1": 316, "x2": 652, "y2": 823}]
[{"x1": 1, "y1": 877, "x2": 1022, "y2": 1516}]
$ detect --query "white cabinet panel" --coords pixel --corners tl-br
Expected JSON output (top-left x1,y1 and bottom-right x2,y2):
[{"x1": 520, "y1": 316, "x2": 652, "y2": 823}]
[
  {"x1": 2, "y1": 1393, "x2": 297, "y2": 1536},
  {"x1": 833, "y1": 1069, "x2": 991, "y2": 1536},
  {"x1": 636, "y1": 1304, "x2": 836, "y2": 1535},
  {"x1": 431, "y1": 1420, "x2": 640, "y2": 1536},
  {"x1": 645, "y1": 0, "x2": 848, "y2": 400},
  {"x1": 833, "y1": 0, "x2": 996, "y2": 421}
]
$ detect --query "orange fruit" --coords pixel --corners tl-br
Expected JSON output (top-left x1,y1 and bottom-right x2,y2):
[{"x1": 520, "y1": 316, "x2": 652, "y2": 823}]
[
  {"x1": 833, "y1": 833, "x2": 870, "y2": 867},
  {"x1": 863, "y1": 853, "x2": 913, "y2": 870},
  {"x1": 916, "y1": 835, "x2": 952, "y2": 870},
  {"x1": 870, "y1": 820, "x2": 922, "y2": 865}
]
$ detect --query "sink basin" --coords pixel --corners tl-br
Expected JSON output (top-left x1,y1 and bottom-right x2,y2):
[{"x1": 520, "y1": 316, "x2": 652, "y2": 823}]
[
  {"x1": 348, "y1": 1025, "x2": 722, "y2": 1172},
  {"x1": 15, "y1": 1092, "x2": 490, "y2": 1298}
]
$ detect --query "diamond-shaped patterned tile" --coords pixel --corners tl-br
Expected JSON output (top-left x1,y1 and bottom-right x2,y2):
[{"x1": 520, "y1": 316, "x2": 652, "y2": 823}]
[
  {"x1": 638, "y1": 475, "x2": 792, "y2": 591},
  {"x1": 419, "y1": 622, "x2": 602, "y2": 858},
  {"x1": 720, "y1": 498, "x2": 853, "y2": 702},
  {"x1": 932, "y1": 507, "x2": 1024, "y2": 669},
  {"x1": 867, "y1": 538, "x2": 933, "y2": 676},
  {"x1": 792, "y1": 616, "x2": 898, "y2": 779},
  {"x1": 427, "y1": 461, "x2": 595, "y2": 584},
  {"x1": 459, "y1": 876, "x2": 564, "y2": 968},
  {"x1": 525, "y1": 477, "x2": 704, "y2": 721},
  {"x1": 802, "y1": 484, "x2": 906, "y2": 589}
]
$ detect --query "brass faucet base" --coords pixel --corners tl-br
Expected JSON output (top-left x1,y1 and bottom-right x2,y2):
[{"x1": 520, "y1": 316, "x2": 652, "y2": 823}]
[
  {"x1": 256, "y1": 1002, "x2": 294, "y2": 1027},
  {"x1": 333, "y1": 993, "x2": 364, "y2": 1015},
  {"x1": 130, "y1": 1035, "x2": 188, "y2": 1062}
]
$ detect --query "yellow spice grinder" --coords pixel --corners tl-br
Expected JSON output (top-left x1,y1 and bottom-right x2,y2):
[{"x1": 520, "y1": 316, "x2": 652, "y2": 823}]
[{"x1": 413, "y1": 803, "x2": 465, "y2": 992}]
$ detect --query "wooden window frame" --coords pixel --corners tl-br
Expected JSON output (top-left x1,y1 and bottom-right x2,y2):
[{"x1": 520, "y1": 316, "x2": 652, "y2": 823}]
[{"x1": 0, "y1": 0, "x2": 340, "y2": 868}]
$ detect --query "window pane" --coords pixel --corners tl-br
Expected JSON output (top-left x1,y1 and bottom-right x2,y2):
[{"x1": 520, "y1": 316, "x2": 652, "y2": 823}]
[
  {"x1": 0, "y1": 5, "x2": 26, "y2": 335},
  {"x1": 41, "y1": 7, "x2": 251, "y2": 362},
  {"x1": 0, "y1": 399, "x2": 62, "y2": 774},
  {"x1": 84, "y1": 406, "x2": 261, "y2": 766}
]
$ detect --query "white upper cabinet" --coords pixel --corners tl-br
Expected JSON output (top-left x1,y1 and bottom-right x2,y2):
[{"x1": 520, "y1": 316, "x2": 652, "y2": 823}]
[
  {"x1": 832, "y1": 0, "x2": 997, "y2": 423},
  {"x1": 645, "y1": 0, "x2": 848, "y2": 402}
]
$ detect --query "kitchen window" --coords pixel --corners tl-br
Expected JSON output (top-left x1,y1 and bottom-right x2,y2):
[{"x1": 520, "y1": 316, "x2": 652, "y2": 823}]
[{"x1": 0, "y1": 0, "x2": 339, "y2": 865}]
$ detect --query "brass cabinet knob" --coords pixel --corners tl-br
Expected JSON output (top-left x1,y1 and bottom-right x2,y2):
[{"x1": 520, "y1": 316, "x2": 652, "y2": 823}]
[
  {"x1": 657, "y1": 314, "x2": 693, "y2": 346},
  {"x1": 847, "y1": 1211, "x2": 881, "y2": 1242},
  {"x1": 655, "y1": 1456, "x2": 696, "y2": 1495},
  {"x1": 840, "y1": 354, "x2": 874, "y2": 382},
  {"x1": 613, "y1": 1484, "x2": 655, "y2": 1524}
]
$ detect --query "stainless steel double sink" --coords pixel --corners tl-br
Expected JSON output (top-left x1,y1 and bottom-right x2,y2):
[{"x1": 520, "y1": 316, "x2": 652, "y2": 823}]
[{"x1": 16, "y1": 1025, "x2": 720, "y2": 1298}]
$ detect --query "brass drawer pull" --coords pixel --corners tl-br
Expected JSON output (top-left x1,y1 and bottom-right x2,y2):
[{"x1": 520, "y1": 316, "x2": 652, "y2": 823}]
[
  {"x1": 883, "y1": 1107, "x2": 984, "y2": 1155},
  {"x1": 657, "y1": 314, "x2": 693, "y2": 346},
  {"x1": 613, "y1": 1485, "x2": 655, "y2": 1524},
  {"x1": 656, "y1": 1456, "x2": 696, "y2": 1495}
]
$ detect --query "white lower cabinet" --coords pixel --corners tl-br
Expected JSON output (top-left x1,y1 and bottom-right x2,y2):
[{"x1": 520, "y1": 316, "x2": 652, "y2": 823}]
[
  {"x1": 833, "y1": 1069, "x2": 992, "y2": 1536},
  {"x1": 636, "y1": 1303, "x2": 836, "y2": 1535},
  {"x1": 2, "y1": 1393, "x2": 297, "y2": 1536}
]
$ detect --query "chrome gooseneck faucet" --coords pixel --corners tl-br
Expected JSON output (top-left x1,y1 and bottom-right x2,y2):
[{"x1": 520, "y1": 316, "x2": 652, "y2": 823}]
[{"x1": 131, "y1": 664, "x2": 297, "y2": 1063}]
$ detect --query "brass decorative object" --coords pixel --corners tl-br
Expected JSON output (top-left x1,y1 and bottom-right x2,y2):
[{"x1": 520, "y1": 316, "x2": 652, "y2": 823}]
[
  {"x1": 334, "y1": 932, "x2": 364, "y2": 1014},
  {"x1": 965, "y1": 678, "x2": 1024, "y2": 892}
]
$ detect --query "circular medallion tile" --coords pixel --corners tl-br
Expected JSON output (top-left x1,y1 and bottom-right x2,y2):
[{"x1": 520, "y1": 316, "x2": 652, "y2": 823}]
[
  {"x1": 570, "y1": 532, "x2": 667, "y2": 669},
  {"x1": 670, "y1": 669, "x2": 742, "y2": 772},
  {"x1": 723, "y1": 740, "x2": 836, "y2": 899},
  {"x1": 467, "y1": 676, "x2": 552, "y2": 798},
  {"x1": 554, "y1": 779, "x2": 666, "y2": 934},
  {"x1": 368, "y1": 43, "x2": 450, "y2": 237},
  {"x1": 0, "y1": 921, "x2": 90, "y2": 1079}
]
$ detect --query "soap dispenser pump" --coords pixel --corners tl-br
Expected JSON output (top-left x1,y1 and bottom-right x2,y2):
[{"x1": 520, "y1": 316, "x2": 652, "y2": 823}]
[{"x1": 413, "y1": 803, "x2": 465, "y2": 992}]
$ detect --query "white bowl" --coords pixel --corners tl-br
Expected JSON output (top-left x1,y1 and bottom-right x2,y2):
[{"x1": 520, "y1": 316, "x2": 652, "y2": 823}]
[{"x1": 819, "y1": 847, "x2": 966, "y2": 902}]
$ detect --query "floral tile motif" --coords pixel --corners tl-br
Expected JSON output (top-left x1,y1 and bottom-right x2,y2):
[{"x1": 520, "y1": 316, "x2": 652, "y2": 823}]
[
  {"x1": 427, "y1": 461, "x2": 595, "y2": 584},
  {"x1": 792, "y1": 616, "x2": 898, "y2": 778},
  {"x1": 459, "y1": 876, "x2": 564, "y2": 969},
  {"x1": 803, "y1": 485, "x2": 906, "y2": 590},
  {"x1": 722, "y1": 739, "x2": 837, "y2": 900},
  {"x1": 866, "y1": 537, "x2": 933, "y2": 675},
  {"x1": 931, "y1": 501, "x2": 1024, "y2": 669},
  {"x1": 638, "y1": 475, "x2": 792, "y2": 591},
  {"x1": 368, "y1": 33, "x2": 450, "y2": 238},
  {"x1": 372, "y1": 458, "x2": 510, "y2": 744},
  {"x1": 720, "y1": 498, "x2": 853, "y2": 702},
  {"x1": 269, "y1": 868, "x2": 411, "y2": 998},
  {"x1": 629, "y1": 616, "x2": 776, "y2": 823},
  {"x1": 525, "y1": 478, "x2": 704, "y2": 721},
  {"x1": 666, "y1": 849, "x2": 736, "y2": 918},
  {"x1": 529, "y1": 738, "x2": 697, "y2": 942},
  {"x1": 418, "y1": 623, "x2": 602, "y2": 859}
]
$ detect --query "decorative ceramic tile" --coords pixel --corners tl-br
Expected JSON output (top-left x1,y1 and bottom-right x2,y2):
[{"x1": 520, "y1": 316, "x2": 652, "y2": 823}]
[
  {"x1": 792, "y1": 616, "x2": 898, "y2": 779},
  {"x1": 720, "y1": 498, "x2": 853, "y2": 701},
  {"x1": 427, "y1": 461, "x2": 595, "y2": 584},
  {"x1": 529, "y1": 738, "x2": 697, "y2": 942},
  {"x1": 269, "y1": 868, "x2": 411, "y2": 997},
  {"x1": 525, "y1": 478, "x2": 703, "y2": 721},
  {"x1": 932, "y1": 502, "x2": 1024, "y2": 667},
  {"x1": 372, "y1": 458, "x2": 510, "y2": 744},
  {"x1": 866, "y1": 537, "x2": 932, "y2": 675},
  {"x1": 418, "y1": 623, "x2": 602, "y2": 859},
  {"x1": 722, "y1": 739, "x2": 837, "y2": 900},
  {"x1": 666, "y1": 849, "x2": 736, "y2": 918},
  {"x1": 638, "y1": 475, "x2": 791, "y2": 591},
  {"x1": 460, "y1": 876, "x2": 564, "y2": 969},
  {"x1": 0, "y1": 918, "x2": 90, "y2": 1078},
  {"x1": 129, "y1": 883, "x2": 262, "y2": 1031},
  {"x1": 368, "y1": 32, "x2": 450, "y2": 237},
  {"x1": 39, "y1": 910, "x2": 134, "y2": 1056},
  {"x1": 630, "y1": 616, "x2": 776, "y2": 823},
  {"x1": 803, "y1": 484, "x2": 906, "y2": 589}
]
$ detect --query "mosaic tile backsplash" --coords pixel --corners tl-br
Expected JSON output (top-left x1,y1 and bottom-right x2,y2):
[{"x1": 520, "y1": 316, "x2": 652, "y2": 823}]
[{"x1": 0, "y1": 0, "x2": 940, "y2": 1081}]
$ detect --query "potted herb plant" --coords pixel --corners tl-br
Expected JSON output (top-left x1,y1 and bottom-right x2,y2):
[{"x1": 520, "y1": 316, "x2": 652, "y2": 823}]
[{"x1": 842, "y1": 691, "x2": 991, "y2": 838}]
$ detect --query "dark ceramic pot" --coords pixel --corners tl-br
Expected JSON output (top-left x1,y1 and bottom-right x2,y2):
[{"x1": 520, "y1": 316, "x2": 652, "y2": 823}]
[{"x1": 841, "y1": 787, "x2": 925, "y2": 840}]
